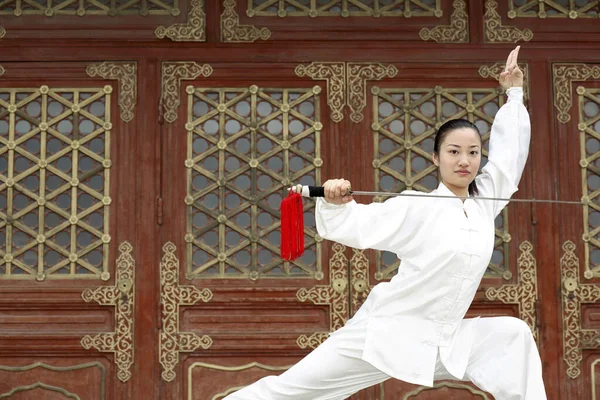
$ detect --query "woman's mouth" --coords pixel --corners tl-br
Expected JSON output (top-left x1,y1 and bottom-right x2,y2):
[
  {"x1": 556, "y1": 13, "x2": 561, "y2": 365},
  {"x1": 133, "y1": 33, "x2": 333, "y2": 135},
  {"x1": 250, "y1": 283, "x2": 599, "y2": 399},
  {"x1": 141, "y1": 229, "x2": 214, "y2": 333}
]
[{"x1": 456, "y1": 170, "x2": 470, "y2": 176}]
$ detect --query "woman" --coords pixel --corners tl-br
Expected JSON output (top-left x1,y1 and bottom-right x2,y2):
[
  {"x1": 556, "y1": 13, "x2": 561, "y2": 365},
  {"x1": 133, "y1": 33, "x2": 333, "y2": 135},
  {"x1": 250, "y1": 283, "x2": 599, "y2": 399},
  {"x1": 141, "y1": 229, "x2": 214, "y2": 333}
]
[{"x1": 225, "y1": 46, "x2": 546, "y2": 399}]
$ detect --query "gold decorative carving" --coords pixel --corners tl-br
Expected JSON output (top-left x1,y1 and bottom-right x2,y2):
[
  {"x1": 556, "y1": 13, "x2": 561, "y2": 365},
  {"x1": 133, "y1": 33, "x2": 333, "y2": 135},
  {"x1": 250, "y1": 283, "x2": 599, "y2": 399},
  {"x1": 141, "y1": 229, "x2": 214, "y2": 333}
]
[
  {"x1": 350, "y1": 248, "x2": 372, "y2": 314},
  {"x1": 404, "y1": 381, "x2": 491, "y2": 399},
  {"x1": 485, "y1": 241, "x2": 539, "y2": 342},
  {"x1": 185, "y1": 85, "x2": 322, "y2": 279},
  {"x1": 560, "y1": 240, "x2": 600, "y2": 379},
  {"x1": 296, "y1": 243, "x2": 349, "y2": 349},
  {"x1": 246, "y1": 0, "x2": 443, "y2": 17},
  {"x1": 0, "y1": 86, "x2": 112, "y2": 280},
  {"x1": 553, "y1": 63, "x2": 600, "y2": 123},
  {"x1": 0, "y1": 362, "x2": 105, "y2": 399},
  {"x1": 0, "y1": 0, "x2": 178, "y2": 16},
  {"x1": 81, "y1": 242, "x2": 135, "y2": 383},
  {"x1": 479, "y1": 62, "x2": 530, "y2": 101},
  {"x1": 484, "y1": 0, "x2": 533, "y2": 43},
  {"x1": 221, "y1": 0, "x2": 271, "y2": 43},
  {"x1": 155, "y1": 0, "x2": 205, "y2": 42},
  {"x1": 296, "y1": 62, "x2": 396, "y2": 123},
  {"x1": 508, "y1": 0, "x2": 600, "y2": 19},
  {"x1": 0, "y1": 382, "x2": 80, "y2": 399},
  {"x1": 86, "y1": 62, "x2": 137, "y2": 123},
  {"x1": 295, "y1": 62, "x2": 345, "y2": 123},
  {"x1": 579, "y1": 86, "x2": 600, "y2": 279},
  {"x1": 0, "y1": 65, "x2": 4, "y2": 76},
  {"x1": 160, "y1": 242, "x2": 213, "y2": 382},
  {"x1": 0, "y1": 26, "x2": 5, "y2": 39},
  {"x1": 419, "y1": 0, "x2": 468, "y2": 43},
  {"x1": 347, "y1": 63, "x2": 398, "y2": 123},
  {"x1": 187, "y1": 362, "x2": 291, "y2": 400},
  {"x1": 161, "y1": 61, "x2": 212, "y2": 124}
]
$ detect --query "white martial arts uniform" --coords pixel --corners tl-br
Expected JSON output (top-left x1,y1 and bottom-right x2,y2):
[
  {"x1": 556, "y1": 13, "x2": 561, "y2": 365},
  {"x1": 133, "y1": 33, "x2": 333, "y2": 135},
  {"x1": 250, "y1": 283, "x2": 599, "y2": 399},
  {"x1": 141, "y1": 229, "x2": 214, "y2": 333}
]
[{"x1": 225, "y1": 87, "x2": 546, "y2": 399}]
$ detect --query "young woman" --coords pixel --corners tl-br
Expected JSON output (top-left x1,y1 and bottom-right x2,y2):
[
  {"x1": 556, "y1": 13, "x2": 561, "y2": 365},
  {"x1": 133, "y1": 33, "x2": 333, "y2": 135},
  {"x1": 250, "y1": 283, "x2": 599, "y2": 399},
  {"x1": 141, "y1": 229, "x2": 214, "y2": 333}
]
[{"x1": 225, "y1": 46, "x2": 546, "y2": 399}]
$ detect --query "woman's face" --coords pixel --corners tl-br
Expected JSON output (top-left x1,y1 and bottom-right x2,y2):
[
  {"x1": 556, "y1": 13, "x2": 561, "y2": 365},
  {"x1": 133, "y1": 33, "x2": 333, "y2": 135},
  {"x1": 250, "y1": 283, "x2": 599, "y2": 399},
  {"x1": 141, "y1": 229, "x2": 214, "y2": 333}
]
[{"x1": 433, "y1": 128, "x2": 481, "y2": 194}]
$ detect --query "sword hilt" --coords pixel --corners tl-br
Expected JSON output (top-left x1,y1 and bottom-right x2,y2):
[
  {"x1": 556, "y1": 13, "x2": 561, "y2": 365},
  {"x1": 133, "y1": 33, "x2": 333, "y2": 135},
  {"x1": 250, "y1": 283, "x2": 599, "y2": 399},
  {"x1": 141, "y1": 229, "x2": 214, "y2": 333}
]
[{"x1": 289, "y1": 185, "x2": 353, "y2": 198}]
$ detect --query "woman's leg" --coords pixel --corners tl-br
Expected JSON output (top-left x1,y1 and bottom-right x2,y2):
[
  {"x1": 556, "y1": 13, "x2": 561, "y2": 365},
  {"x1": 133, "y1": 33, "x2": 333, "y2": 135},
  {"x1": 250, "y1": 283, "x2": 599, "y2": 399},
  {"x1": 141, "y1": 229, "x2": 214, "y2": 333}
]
[
  {"x1": 223, "y1": 335, "x2": 390, "y2": 400},
  {"x1": 462, "y1": 316, "x2": 547, "y2": 399}
]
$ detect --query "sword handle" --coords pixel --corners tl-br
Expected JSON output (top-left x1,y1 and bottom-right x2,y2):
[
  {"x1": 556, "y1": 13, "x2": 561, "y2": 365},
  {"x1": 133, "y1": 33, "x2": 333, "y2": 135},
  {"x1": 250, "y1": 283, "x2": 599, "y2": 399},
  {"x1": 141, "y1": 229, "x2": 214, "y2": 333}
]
[{"x1": 288, "y1": 185, "x2": 352, "y2": 198}]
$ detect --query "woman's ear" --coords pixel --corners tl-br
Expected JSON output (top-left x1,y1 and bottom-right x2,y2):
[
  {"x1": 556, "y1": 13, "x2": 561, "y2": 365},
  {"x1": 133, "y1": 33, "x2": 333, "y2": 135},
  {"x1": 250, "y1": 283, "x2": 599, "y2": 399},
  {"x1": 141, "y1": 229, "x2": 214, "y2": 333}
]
[{"x1": 432, "y1": 153, "x2": 439, "y2": 167}]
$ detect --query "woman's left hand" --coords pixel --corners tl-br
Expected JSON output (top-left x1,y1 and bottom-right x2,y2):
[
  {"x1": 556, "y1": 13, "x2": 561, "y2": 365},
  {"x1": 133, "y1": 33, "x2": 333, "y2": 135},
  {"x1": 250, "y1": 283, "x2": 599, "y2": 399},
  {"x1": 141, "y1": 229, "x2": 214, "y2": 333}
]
[{"x1": 499, "y1": 46, "x2": 524, "y2": 89}]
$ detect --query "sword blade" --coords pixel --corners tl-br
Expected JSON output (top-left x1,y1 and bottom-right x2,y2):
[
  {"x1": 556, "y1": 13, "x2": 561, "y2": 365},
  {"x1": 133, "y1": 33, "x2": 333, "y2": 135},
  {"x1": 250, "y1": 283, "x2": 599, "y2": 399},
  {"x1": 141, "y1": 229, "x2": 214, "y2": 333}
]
[{"x1": 349, "y1": 191, "x2": 586, "y2": 205}]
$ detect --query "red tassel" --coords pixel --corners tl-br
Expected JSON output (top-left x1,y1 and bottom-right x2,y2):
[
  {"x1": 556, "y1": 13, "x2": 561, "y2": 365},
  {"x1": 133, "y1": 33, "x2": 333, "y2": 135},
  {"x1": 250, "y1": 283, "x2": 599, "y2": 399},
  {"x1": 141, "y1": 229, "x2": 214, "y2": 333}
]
[{"x1": 280, "y1": 192, "x2": 305, "y2": 261}]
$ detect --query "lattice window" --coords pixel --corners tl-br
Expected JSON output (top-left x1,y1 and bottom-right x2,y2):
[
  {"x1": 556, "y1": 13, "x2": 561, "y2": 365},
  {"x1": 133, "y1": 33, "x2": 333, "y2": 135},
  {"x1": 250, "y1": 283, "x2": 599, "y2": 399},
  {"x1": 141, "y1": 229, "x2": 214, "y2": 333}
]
[
  {"x1": 0, "y1": 0, "x2": 179, "y2": 16},
  {"x1": 186, "y1": 85, "x2": 323, "y2": 280},
  {"x1": 0, "y1": 86, "x2": 112, "y2": 281},
  {"x1": 371, "y1": 86, "x2": 512, "y2": 281},
  {"x1": 509, "y1": 0, "x2": 600, "y2": 18},
  {"x1": 247, "y1": 0, "x2": 442, "y2": 18},
  {"x1": 579, "y1": 87, "x2": 600, "y2": 279}
]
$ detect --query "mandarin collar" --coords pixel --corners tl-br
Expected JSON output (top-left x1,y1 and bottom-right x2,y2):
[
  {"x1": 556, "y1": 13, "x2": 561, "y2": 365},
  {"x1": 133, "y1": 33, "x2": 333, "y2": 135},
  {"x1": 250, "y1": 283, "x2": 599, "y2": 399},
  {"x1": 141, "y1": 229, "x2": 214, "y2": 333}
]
[{"x1": 434, "y1": 182, "x2": 472, "y2": 208}]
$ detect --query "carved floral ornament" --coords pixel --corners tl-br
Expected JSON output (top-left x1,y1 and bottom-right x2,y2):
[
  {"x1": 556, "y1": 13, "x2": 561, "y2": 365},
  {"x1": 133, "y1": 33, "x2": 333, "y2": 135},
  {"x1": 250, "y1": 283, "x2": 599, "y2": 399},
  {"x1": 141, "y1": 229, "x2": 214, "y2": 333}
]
[
  {"x1": 420, "y1": 0, "x2": 469, "y2": 43},
  {"x1": 483, "y1": 0, "x2": 533, "y2": 43},
  {"x1": 161, "y1": 61, "x2": 213, "y2": 124},
  {"x1": 295, "y1": 61, "x2": 397, "y2": 124},
  {"x1": 155, "y1": 0, "x2": 206, "y2": 42},
  {"x1": 552, "y1": 63, "x2": 600, "y2": 124},
  {"x1": 80, "y1": 242, "x2": 135, "y2": 382},
  {"x1": 560, "y1": 240, "x2": 600, "y2": 379},
  {"x1": 296, "y1": 243, "x2": 349, "y2": 349},
  {"x1": 0, "y1": 1, "x2": 202, "y2": 41},
  {"x1": 159, "y1": 242, "x2": 213, "y2": 382},
  {"x1": 86, "y1": 62, "x2": 137, "y2": 123}
]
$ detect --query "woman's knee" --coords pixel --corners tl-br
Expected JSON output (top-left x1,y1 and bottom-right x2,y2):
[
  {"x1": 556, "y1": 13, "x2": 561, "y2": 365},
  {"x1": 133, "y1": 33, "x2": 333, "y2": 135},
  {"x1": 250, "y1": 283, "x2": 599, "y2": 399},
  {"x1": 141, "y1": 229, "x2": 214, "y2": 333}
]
[{"x1": 495, "y1": 316, "x2": 535, "y2": 342}]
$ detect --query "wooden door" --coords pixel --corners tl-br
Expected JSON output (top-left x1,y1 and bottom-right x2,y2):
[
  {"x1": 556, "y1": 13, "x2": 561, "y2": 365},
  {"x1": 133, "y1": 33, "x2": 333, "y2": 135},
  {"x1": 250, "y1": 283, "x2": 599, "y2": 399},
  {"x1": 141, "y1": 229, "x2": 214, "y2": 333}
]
[
  {"x1": 158, "y1": 60, "x2": 353, "y2": 399},
  {"x1": 0, "y1": 61, "x2": 143, "y2": 399}
]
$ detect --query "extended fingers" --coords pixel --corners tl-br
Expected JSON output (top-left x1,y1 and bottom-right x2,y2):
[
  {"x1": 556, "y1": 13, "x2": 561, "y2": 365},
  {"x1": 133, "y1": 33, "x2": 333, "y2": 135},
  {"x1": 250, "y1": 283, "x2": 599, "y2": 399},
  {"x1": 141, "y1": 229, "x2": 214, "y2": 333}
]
[
  {"x1": 507, "y1": 46, "x2": 521, "y2": 72},
  {"x1": 505, "y1": 49, "x2": 513, "y2": 72},
  {"x1": 512, "y1": 46, "x2": 520, "y2": 65}
]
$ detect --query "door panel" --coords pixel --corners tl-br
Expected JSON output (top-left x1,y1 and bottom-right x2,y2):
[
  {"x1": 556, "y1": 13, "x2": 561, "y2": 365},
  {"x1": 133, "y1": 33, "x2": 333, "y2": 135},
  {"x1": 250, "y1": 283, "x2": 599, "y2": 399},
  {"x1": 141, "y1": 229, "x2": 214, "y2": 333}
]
[{"x1": 0, "y1": 62, "x2": 140, "y2": 400}]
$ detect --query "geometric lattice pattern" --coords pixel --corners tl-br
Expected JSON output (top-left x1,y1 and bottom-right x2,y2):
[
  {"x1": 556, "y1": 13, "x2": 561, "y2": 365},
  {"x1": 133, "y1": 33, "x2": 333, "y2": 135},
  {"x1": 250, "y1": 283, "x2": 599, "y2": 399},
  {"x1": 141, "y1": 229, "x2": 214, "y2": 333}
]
[
  {"x1": 0, "y1": 0, "x2": 179, "y2": 16},
  {"x1": 247, "y1": 0, "x2": 442, "y2": 17},
  {"x1": 0, "y1": 86, "x2": 112, "y2": 280},
  {"x1": 371, "y1": 86, "x2": 512, "y2": 281},
  {"x1": 185, "y1": 85, "x2": 322, "y2": 280},
  {"x1": 578, "y1": 87, "x2": 600, "y2": 279},
  {"x1": 509, "y1": 0, "x2": 600, "y2": 18}
]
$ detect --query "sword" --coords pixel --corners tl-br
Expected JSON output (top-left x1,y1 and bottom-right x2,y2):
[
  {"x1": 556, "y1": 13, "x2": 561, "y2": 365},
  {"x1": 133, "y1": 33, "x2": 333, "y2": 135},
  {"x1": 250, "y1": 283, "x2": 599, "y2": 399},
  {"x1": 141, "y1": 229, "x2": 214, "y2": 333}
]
[{"x1": 289, "y1": 185, "x2": 587, "y2": 206}]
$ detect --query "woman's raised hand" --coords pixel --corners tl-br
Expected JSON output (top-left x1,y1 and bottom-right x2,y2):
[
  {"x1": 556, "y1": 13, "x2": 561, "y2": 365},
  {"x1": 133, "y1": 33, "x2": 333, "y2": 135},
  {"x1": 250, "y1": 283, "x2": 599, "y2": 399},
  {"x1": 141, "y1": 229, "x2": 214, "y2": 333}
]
[
  {"x1": 499, "y1": 46, "x2": 524, "y2": 89},
  {"x1": 324, "y1": 179, "x2": 353, "y2": 205}
]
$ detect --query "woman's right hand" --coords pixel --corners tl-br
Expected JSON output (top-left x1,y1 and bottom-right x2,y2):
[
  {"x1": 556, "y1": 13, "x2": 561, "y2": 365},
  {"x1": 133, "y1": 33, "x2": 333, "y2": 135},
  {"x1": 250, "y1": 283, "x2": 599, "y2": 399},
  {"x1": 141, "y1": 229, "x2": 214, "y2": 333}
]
[
  {"x1": 499, "y1": 46, "x2": 523, "y2": 89},
  {"x1": 323, "y1": 179, "x2": 353, "y2": 205}
]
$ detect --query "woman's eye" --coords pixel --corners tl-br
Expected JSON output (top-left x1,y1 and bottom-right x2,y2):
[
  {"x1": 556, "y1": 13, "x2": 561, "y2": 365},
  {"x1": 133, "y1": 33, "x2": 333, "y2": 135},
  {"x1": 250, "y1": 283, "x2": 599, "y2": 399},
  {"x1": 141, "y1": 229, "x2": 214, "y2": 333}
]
[
  {"x1": 471, "y1": 151, "x2": 479, "y2": 155},
  {"x1": 450, "y1": 150, "x2": 458, "y2": 154}
]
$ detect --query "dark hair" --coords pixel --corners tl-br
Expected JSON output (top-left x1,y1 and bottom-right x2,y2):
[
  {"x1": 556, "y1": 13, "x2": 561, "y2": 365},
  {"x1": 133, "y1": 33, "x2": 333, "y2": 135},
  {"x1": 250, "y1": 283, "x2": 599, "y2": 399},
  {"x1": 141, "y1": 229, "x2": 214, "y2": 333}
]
[{"x1": 433, "y1": 119, "x2": 481, "y2": 197}]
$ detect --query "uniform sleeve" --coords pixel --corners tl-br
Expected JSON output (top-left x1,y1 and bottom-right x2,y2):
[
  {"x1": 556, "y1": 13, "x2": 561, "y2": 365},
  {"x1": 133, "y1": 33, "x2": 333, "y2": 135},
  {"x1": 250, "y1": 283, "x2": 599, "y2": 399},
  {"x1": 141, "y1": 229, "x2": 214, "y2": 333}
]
[
  {"x1": 315, "y1": 193, "x2": 413, "y2": 253},
  {"x1": 475, "y1": 87, "x2": 531, "y2": 217}
]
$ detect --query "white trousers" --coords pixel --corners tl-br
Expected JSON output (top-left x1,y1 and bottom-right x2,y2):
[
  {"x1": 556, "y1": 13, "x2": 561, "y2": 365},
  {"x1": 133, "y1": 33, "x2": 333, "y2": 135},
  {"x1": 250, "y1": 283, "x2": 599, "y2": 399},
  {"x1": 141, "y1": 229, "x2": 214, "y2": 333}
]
[{"x1": 223, "y1": 317, "x2": 546, "y2": 400}]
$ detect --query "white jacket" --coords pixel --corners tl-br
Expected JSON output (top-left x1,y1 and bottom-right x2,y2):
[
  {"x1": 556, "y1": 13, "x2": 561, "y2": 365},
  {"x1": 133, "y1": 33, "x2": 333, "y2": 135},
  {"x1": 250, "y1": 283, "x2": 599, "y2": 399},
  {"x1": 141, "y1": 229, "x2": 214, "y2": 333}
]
[{"x1": 315, "y1": 87, "x2": 530, "y2": 386}]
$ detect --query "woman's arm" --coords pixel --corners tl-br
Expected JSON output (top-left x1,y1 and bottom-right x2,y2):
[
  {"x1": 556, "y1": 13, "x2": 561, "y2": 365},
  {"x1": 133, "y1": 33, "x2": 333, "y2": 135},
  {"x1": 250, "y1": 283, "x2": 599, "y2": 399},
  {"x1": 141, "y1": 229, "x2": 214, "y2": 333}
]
[
  {"x1": 315, "y1": 194, "x2": 413, "y2": 252},
  {"x1": 476, "y1": 47, "x2": 531, "y2": 217}
]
